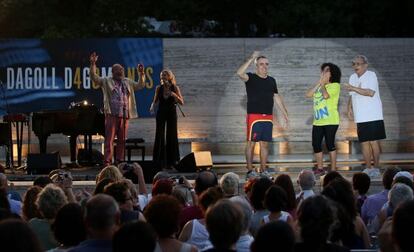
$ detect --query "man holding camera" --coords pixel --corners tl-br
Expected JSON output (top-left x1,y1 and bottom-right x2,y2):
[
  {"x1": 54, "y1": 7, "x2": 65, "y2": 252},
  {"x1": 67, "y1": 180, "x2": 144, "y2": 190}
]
[
  {"x1": 89, "y1": 52, "x2": 146, "y2": 166},
  {"x1": 237, "y1": 51, "x2": 289, "y2": 178}
]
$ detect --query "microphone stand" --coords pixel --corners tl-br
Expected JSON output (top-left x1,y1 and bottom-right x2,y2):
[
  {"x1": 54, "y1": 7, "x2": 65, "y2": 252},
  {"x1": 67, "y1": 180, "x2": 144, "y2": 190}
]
[
  {"x1": 122, "y1": 105, "x2": 127, "y2": 163},
  {"x1": 177, "y1": 104, "x2": 185, "y2": 117}
]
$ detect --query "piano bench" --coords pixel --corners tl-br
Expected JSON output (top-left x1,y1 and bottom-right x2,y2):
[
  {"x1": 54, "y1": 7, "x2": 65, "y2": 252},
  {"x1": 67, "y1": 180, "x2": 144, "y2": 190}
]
[
  {"x1": 114, "y1": 138, "x2": 146, "y2": 162},
  {"x1": 125, "y1": 145, "x2": 145, "y2": 162}
]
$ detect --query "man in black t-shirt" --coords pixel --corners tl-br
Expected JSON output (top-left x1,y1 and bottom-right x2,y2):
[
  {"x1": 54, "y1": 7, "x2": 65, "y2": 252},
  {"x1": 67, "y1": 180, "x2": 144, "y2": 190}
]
[{"x1": 236, "y1": 51, "x2": 289, "y2": 178}]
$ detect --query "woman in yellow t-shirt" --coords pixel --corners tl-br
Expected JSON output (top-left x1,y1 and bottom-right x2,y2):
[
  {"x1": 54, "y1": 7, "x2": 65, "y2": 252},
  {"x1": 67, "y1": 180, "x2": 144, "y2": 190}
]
[{"x1": 305, "y1": 63, "x2": 341, "y2": 173}]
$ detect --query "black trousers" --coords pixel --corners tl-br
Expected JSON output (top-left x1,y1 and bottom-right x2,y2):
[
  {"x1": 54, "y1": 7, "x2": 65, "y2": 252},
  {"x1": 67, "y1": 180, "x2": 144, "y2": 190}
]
[
  {"x1": 152, "y1": 109, "x2": 180, "y2": 168},
  {"x1": 312, "y1": 125, "x2": 339, "y2": 153}
]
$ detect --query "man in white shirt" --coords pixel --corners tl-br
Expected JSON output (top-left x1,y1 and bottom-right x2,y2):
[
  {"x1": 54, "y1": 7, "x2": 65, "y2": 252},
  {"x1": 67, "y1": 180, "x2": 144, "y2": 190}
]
[{"x1": 345, "y1": 55, "x2": 386, "y2": 178}]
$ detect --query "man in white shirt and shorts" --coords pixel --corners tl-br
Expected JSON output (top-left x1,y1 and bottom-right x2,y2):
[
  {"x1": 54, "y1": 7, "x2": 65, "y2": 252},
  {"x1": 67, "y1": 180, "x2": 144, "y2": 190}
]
[{"x1": 345, "y1": 55, "x2": 386, "y2": 178}]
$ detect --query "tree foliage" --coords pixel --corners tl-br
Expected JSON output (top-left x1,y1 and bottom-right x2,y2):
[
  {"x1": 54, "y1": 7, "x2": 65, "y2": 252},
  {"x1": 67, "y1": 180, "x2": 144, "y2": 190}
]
[{"x1": 0, "y1": 0, "x2": 413, "y2": 38}]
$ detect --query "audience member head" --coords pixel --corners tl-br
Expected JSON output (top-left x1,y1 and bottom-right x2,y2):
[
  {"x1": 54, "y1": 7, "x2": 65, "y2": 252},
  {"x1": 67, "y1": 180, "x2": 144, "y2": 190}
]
[
  {"x1": 322, "y1": 178, "x2": 357, "y2": 219},
  {"x1": 152, "y1": 171, "x2": 170, "y2": 185},
  {"x1": 36, "y1": 184, "x2": 68, "y2": 220},
  {"x1": 22, "y1": 186, "x2": 42, "y2": 221},
  {"x1": 0, "y1": 173, "x2": 9, "y2": 189},
  {"x1": 206, "y1": 199, "x2": 243, "y2": 250},
  {"x1": 230, "y1": 196, "x2": 253, "y2": 234},
  {"x1": 297, "y1": 169, "x2": 316, "y2": 191},
  {"x1": 322, "y1": 171, "x2": 344, "y2": 188},
  {"x1": 249, "y1": 177, "x2": 273, "y2": 210},
  {"x1": 33, "y1": 176, "x2": 52, "y2": 188},
  {"x1": 198, "y1": 186, "x2": 224, "y2": 213},
  {"x1": 393, "y1": 171, "x2": 413, "y2": 183},
  {"x1": 94, "y1": 178, "x2": 115, "y2": 195},
  {"x1": 84, "y1": 194, "x2": 120, "y2": 239},
  {"x1": 392, "y1": 200, "x2": 414, "y2": 252},
  {"x1": 96, "y1": 165, "x2": 123, "y2": 184},
  {"x1": 264, "y1": 185, "x2": 288, "y2": 213},
  {"x1": 51, "y1": 202, "x2": 86, "y2": 248},
  {"x1": 122, "y1": 178, "x2": 139, "y2": 209},
  {"x1": 274, "y1": 174, "x2": 296, "y2": 211},
  {"x1": 219, "y1": 172, "x2": 240, "y2": 197},
  {"x1": 383, "y1": 167, "x2": 400, "y2": 190},
  {"x1": 297, "y1": 195, "x2": 334, "y2": 247},
  {"x1": 144, "y1": 194, "x2": 182, "y2": 238},
  {"x1": 172, "y1": 186, "x2": 189, "y2": 206},
  {"x1": 352, "y1": 172, "x2": 371, "y2": 195},
  {"x1": 194, "y1": 170, "x2": 218, "y2": 195},
  {"x1": 392, "y1": 176, "x2": 414, "y2": 191},
  {"x1": 104, "y1": 181, "x2": 134, "y2": 211},
  {"x1": 388, "y1": 183, "x2": 413, "y2": 210},
  {"x1": 0, "y1": 219, "x2": 43, "y2": 252},
  {"x1": 251, "y1": 221, "x2": 295, "y2": 252},
  {"x1": 243, "y1": 177, "x2": 258, "y2": 198},
  {"x1": 151, "y1": 178, "x2": 173, "y2": 196},
  {"x1": 113, "y1": 221, "x2": 157, "y2": 252}
]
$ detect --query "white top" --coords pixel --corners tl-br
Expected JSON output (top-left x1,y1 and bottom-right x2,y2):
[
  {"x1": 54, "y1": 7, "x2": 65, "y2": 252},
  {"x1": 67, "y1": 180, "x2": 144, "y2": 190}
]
[
  {"x1": 349, "y1": 70, "x2": 383, "y2": 123},
  {"x1": 236, "y1": 234, "x2": 254, "y2": 252},
  {"x1": 296, "y1": 189, "x2": 315, "y2": 200},
  {"x1": 187, "y1": 219, "x2": 212, "y2": 251},
  {"x1": 154, "y1": 241, "x2": 193, "y2": 252},
  {"x1": 262, "y1": 211, "x2": 290, "y2": 223}
]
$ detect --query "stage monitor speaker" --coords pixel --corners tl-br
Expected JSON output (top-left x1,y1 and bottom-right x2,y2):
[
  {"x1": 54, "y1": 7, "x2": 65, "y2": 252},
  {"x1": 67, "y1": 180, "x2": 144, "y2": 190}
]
[
  {"x1": 123, "y1": 161, "x2": 160, "y2": 184},
  {"x1": 27, "y1": 152, "x2": 61, "y2": 175},
  {"x1": 176, "y1": 151, "x2": 213, "y2": 173},
  {"x1": 77, "y1": 148, "x2": 103, "y2": 166}
]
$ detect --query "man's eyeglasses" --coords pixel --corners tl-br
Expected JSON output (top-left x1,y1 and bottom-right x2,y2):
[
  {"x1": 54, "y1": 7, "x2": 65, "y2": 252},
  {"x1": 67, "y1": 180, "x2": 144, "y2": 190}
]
[{"x1": 352, "y1": 62, "x2": 366, "y2": 67}]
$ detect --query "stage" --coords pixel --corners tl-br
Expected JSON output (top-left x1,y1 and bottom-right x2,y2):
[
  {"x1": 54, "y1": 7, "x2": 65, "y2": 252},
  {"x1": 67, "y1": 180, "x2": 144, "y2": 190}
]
[{"x1": 4, "y1": 152, "x2": 414, "y2": 197}]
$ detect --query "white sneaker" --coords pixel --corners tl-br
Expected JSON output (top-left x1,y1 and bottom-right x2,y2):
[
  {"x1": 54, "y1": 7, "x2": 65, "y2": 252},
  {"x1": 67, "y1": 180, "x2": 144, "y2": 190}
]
[{"x1": 363, "y1": 168, "x2": 381, "y2": 179}]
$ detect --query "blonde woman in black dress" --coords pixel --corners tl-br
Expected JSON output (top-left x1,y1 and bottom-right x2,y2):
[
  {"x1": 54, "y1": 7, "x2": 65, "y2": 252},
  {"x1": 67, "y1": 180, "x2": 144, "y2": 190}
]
[{"x1": 150, "y1": 69, "x2": 184, "y2": 170}]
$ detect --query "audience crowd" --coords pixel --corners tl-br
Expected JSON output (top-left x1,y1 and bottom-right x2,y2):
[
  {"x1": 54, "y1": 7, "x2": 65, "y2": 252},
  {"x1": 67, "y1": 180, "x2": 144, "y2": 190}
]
[{"x1": 0, "y1": 164, "x2": 413, "y2": 252}]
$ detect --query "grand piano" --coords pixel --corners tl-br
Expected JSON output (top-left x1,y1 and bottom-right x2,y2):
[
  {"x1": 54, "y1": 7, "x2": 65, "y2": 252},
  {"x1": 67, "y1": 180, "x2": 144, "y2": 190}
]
[{"x1": 32, "y1": 105, "x2": 105, "y2": 163}]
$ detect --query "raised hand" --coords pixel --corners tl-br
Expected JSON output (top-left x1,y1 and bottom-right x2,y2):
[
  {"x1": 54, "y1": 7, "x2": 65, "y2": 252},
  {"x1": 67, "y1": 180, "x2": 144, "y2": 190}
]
[
  {"x1": 90, "y1": 52, "x2": 98, "y2": 64},
  {"x1": 137, "y1": 63, "x2": 144, "y2": 73},
  {"x1": 251, "y1": 51, "x2": 260, "y2": 60}
]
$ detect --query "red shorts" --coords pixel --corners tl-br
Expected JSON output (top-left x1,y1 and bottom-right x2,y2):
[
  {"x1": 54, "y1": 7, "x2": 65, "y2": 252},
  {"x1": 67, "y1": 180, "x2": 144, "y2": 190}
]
[{"x1": 246, "y1": 114, "x2": 273, "y2": 142}]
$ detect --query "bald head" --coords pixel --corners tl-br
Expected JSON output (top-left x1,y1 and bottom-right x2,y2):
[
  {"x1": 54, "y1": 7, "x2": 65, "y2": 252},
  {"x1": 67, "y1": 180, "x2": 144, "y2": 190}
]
[
  {"x1": 298, "y1": 170, "x2": 316, "y2": 190},
  {"x1": 195, "y1": 170, "x2": 218, "y2": 195},
  {"x1": 112, "y1": 64, "x2": 125, "y2": 81}
]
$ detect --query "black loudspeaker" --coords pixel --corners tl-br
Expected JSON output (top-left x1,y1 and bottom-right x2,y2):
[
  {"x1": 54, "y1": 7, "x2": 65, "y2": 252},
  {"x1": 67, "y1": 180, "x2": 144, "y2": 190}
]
[
  {"x1": 77, "y1": 148, "x2": 104, "y2": 166},
  {"x1": 124, "y1": 161, "x2": 161, "y2": 184},
  {"x1": 0, "y1": 122, "x2": 10, "y2": 145},
  {"x1": 27, "y1": 152, "x2": 61, "y2": 175},
  {"x1": 176, "y1": 151, "x2": 213, "y2": 173}
]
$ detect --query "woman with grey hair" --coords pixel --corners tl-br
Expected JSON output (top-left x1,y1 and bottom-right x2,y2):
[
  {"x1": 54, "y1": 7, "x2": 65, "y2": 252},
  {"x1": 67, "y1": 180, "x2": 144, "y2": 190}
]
[
  {"x1": 28, "y1": 184, "x2": 68, "y2": 250},
  {"x1": 219, "y1": 172, "x2": 240, "y2": 198},
  {"x1": 377, "y1": 183, "x2": 413, "y2": 229}
]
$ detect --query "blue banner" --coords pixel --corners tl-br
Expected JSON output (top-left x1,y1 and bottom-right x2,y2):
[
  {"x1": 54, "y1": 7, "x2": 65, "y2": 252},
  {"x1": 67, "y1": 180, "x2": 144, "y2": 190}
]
[{"x1": 0, "y1": 38, "x2": 163, "y2": 117}]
